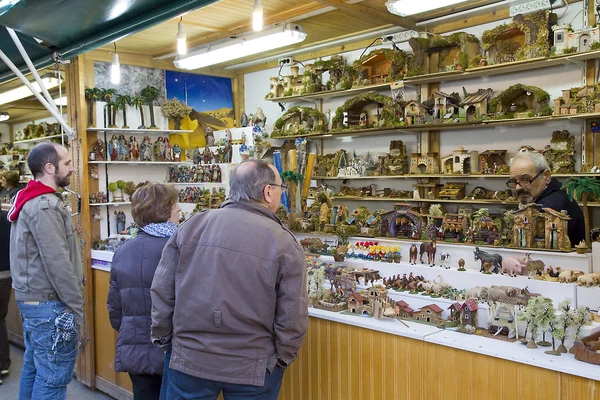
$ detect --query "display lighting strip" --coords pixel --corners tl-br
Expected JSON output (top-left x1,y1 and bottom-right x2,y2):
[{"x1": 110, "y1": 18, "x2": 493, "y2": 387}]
[
  {"x1": 174, "y1": 23, "x2": 307, "y2": 70},
  {"x1": 385, "y1": 0, "x2": 469, "y2": 16}
]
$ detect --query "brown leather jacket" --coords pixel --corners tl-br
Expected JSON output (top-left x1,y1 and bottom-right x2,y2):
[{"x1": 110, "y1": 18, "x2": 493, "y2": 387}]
[{"x1": 151, "y1": 200, "x2": 308, "y2": 386}]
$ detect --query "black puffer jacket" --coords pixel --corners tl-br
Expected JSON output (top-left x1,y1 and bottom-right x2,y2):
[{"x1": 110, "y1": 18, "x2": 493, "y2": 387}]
[
  {"x1": 107, "y1": 231, "x2": 168, "y2": 375},
  {"x1": 0, "y1": 210, "x2": 9, "y2": 272}
]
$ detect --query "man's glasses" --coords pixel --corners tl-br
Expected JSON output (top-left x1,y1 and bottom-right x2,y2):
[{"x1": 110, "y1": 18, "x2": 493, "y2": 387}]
[
  {"x1": 268, "y1": 183, "x2": 288, "y2": 192},
  {"x1": 506, "y1": 169, "x2": 545, "y2": 189}
]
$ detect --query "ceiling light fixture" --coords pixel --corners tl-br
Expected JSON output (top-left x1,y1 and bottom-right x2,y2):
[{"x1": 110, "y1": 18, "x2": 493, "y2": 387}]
[
  {"x1": 174, "y1": 23, "x2": 307, "y2": 70},
  {"x1": 386, "y1": 0, "x2": 469, "y2": 16},
  {"x1": 0, "y1": 112, "x2": 9, "y2": 122},
  {"x1": 0, "y1": 74, "x2": 60, "y2": 106},
  {"x1": 111, "y1": 42, "x2": 121, "y2": 85},
  {"x1": 252, "y1": 0, "x2": 263, "y2": 32},
  {"x1": 54, "y1": 96, "x2": 68, "y2": 106},
  {"x1": 177, "y1": 17, "x2": 187, "y2": 55}
]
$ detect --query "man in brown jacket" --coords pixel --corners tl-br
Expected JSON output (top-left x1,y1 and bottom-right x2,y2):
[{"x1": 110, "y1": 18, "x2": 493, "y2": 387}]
[{"x1": 151, "y1": 159, "x2": 308, "y2": 399}]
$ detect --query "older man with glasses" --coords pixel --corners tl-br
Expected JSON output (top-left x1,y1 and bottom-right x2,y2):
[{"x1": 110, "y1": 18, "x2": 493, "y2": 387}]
[{"x1": 508, "y1": 151, "x2": 585, "y2": 247}]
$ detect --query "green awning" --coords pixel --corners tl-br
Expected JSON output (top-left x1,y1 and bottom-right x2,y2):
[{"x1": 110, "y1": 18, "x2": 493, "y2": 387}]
[{"x1": 0, "y1": 0, "x2": 217, "y2": 83}]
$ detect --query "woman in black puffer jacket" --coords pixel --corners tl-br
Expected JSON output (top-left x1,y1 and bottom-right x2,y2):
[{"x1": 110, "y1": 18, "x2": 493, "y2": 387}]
[{"x1": 107, "y1": 183, "x2": 180, "y2": 400}]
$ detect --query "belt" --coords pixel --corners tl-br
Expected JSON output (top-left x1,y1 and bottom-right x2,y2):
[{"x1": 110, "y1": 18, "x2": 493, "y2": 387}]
[{"x1": 15, "y1": 291, "x2": 60, "y2": 302}]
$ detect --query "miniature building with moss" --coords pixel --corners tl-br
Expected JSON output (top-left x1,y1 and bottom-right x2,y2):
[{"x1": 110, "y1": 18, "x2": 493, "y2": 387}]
[
  {"x1": 553, "y1": 85, "x2": 600, "y2": 116},
  {"x1": 552, "y1": 25, "x2": 600, "y2": 55},
  {"x1": 488, "y1": 84, "x2": 551, "y2": 119},
  {"x1": 432, "y1": 92, "x2": 461, "y2": 121},
  {"x1": 459, "y1": 89, "x2": 493, "y2": 122},
  {"x1": 354, "y1": 48, "x2": 408, "y2": 86},
  {"x1": 404, "y1": 100, "x2": 430, "y2": 125},
  {"x1": 440, "y1": 147, "x2": 479, "y2": 174},
  {"x1": 482, "y1": 11, "x2": 550, "y2": 65},
  {"x1": 408, "y1": 32, "x2": 480, "y2": 76},
  {"x1": 542, "y1": 130, "x2": 575, "y2": 174},
  {"x1": 442, "y1": 213, "x2": 469, "y2": 242},
  {"x1": 410, "y1": 152, "x2": 440, "y2": 174},
  {"x1": 271, "y1": 106, "x2": 327, "y2": 137},
  {"x1": 380, "y1": 203, "x2": 424, "y2": 239},
  {"x1": 332, "y1": 92, "x2": 402, "y2": 130}
]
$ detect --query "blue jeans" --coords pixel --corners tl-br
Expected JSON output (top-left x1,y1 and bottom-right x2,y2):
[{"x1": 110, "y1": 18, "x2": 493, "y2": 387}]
[
  {"x1": 17, "y1": 300, "x2": 79, "y2": 400},
  {"x1": 160, "y1": 349, "x2": 284, "y2": 400}
]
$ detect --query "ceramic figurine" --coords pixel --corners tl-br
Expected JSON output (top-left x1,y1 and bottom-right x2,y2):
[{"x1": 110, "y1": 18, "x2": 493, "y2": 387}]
[
  {"x1": 115, "y1": 210, "x2": 126, "y2": 234},
  {"x1": 154, "y1": 137, "x2": 165, "y2": 161},
  {"x1": 457, "y1": 258, "x2": 466, "y2": 271},
  {"x1": 205, "y1": 126, "x2": 215, "y2": 146},
  {"x1": 241, "y1": 110, "x2": 248, "y2": 127},
  {"x1": 172, "y1": 144, "x2": 182, "y2": 162},
  {"x1": 118, "y1": 135, "x2": 129, "y2": 161},
  {"x1": 164, "y1": 137, "x2": 172, "y2": 161},
  {"x1": 108, "y1": 134, "x2": 119, "y2": 161},
  {"x1": 203, "y1": 145, "x2": 214, "y2": 164},
  {"x1": 92, "y1": 139, "x2": 106, "y2": 161},
  {"x1": 141, "y1": 136, "x2": 153, "y2": 161},
  {"x1": 129, "y1": 136, "x2": 139, "y2": 161},
  {"x1": 409, "y1": 244, "x2": 418, "y2": 265},
  {"x1": 192, "y1": 146, "x2": 202, "y2": 165},
  {"x1": 473, "y1": 247, "x2": 501, "y2": 274},
  {"x1": 524, "y1": 254, "x2": 545, "y2": 279},
  {"x1": 419, "y1": 241, "x2": 436, "y2": 266},
  {"x1": 439, "y1": 252, "x2": 450, "y2": 269},
  {"x1": 253, "y1": 108, "x2": 267, "y2": 128}
]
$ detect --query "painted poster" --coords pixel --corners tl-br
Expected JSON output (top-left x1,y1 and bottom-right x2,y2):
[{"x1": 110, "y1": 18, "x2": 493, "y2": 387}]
[{"x1": 165, "y1": 71, "x2": 234, "y2": 148}]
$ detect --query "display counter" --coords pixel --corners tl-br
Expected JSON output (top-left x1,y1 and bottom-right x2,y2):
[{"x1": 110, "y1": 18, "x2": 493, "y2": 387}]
[{"x1": 6, "y1": 289, "x2": 23, "y2": 347}]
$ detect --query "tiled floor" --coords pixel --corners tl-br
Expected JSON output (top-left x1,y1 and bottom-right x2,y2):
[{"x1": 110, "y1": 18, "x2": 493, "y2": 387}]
[{"x1": 1, "y1": 344, "x2": 114, "y2": 399}]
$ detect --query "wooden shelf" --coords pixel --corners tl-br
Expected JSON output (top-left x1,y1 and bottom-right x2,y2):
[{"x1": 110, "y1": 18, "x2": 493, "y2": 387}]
[
  {"x1": 89, "y1": 202, "x2": 131, "y2": 206},
  {"x1": 87, "y1": 128, "x2": 193, "y2": 134},
  {"x1": 13, "y1": 134, "x2": 67, "y2": 144},
  {"x1": 266, "y1": 82, "x2": 391, "y2": 103},
  {"x1": 89, "y1": 161, "x2": 192, "y2": 165},
  {"x1": 313, "y1": 173, "x2": 599, "y2": 180},
  {"x1": 271, "y1": 114, "x2": 594, "y2": 140},
  {"x1": 265, "y1": 52, "x2": 600, "y2": 105}
]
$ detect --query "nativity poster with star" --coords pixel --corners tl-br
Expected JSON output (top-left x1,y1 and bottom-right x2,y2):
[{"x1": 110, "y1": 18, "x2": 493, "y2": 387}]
[{"x1": 165, "y1": 71, "x2": 234, "y2": 149}]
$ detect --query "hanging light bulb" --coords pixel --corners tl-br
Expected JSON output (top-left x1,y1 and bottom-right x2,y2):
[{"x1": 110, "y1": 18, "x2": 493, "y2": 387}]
[
  {"x1": 177, "y1": 17, "x2": 187, "y2": 55},
  {"x1": 252, "y1": 0, "x2": 263, "y2": 32},
  {"x1": 111, "y1": 42, "x2": 121, "y2": 85}
]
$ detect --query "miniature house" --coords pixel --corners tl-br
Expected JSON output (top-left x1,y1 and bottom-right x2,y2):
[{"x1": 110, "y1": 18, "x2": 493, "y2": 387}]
[
  {"x1": 404, "y1": 101, "x2": 430, "y2": 125},
  {"x1": 511, "y1": 204, "x2": 546, "y2": 248},
  {"x1": 448, "y1": 303, "x2": 462, "y2": 322},
  {"x1": 543, "y1": 208, "x2": 571, "y2": 251},
  {"x1": 482, "y1": 11, "x2": 550, "y2": 64},
  {"x1": 414, "y1": 304, "x2": 443, "y2": 324},
  {"x1": 378, "y1": 140, "x2": 408, "y2": 176},
  {"x1": 553, "y1": 25, "x2": 600, "y2": 56},
  {"x1": 442, "y1": 213, "x2": 469, "y2": 241},
  {"x1": 357, "y1": 51, "x2": 394, "y2": 84},
  {"x1": 460, "y1": 298, "x2": 479, "y2": 329},
  {"x1": 440, "y1": 147, "x2": 479, "y2": 174},
  {"x1": 395, "y1": 300, "x2": 415, "y2": 318},
  {"x1": 459, "y1": 89, "x2": 493, "y2": 122},
  {"x1": 553, "y1": 85, "x2": 600, "y2": 116},
  {"x1": 433, "y1": 92, "x2": 461, "y2": 120},
  {"x1": 490, "y1": 304, "x2": 516, "y2": 336},
  {"x1": 542, "y1": 130, "x2": 575, "y2": 174},
  {"x1": 479, "y1": 150, "x2": 507, "y2": 174},
  {"x1": 438, "y1": 183, "x2": 467, "y2": 200},
  {"x1": 347, "y1": 288, "x2": 387, "y2": 319},
  {"x1": 409, "y1": 152, "x2": 440, "y2": 174},
  {"x1": 408, "y1": 32, "x2": 480, "y2": 74},
  {"x1": 333, "y1": 93, "x2": 400, "y2": 130},
  {"x1": 489, "y1": 84, "x2": 551, "y2": 118},
  {"x1": 379, "y1": 203, "x2": 424, "y2": 239}
]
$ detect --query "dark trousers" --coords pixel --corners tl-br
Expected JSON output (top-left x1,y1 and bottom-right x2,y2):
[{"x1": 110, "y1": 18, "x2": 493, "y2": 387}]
[
  {"x1": 129, "y1": 373, "x2": 162, "y2": 400},
  {"x1": 0, "y1": 277, "x2": 11, "y2": 371}
]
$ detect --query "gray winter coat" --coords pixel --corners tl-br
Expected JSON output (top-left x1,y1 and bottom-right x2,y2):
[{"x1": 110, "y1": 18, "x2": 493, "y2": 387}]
[
  {"x1": 108, "y1": 231, "x2": 167, "y2": 375},
  {"x1": 151, "y1": 200, "x2": 308, "y2": 387}
]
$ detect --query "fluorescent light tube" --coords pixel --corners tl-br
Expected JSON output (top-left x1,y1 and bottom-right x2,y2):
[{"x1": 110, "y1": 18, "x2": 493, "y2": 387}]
[
  {"x1": 386, "y1": 0, "x2": 469, "y2": 16},
  {"x1": 0, "y1": 112, "x2": 9, "y2": 122},
  {"x1": 0, "y1": 75, "x2": 60, "y2": 106},
  {"x1": 252, "y1": 0, "x2": 263, "y2": 32},
  {"x1": 174, "y1": 24, "x2": 306, "y2": 70},
  {"x1": 177, "y1": 20, "x2": 187, "y2": 55},
  {"x1": 111, "y1": 52, "x2": 121, "y2": 85}
]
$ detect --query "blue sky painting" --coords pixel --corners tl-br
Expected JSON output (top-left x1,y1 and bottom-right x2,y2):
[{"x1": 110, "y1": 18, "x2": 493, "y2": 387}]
[{"x1": 165, "y1": 71, "x2": 233, "y2": 112}]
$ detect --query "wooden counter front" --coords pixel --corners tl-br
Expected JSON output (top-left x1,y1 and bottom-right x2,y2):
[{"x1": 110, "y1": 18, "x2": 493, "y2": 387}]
[
  {"x1": 91, "y1": 268, "x2": 600, "y2": 400},
  {"x1": 6, "y1": 289, "x2": 23, "y2": 347}
]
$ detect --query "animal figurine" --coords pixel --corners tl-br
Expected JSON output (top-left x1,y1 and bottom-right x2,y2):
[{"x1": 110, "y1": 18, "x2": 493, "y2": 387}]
[
  {"x1": 481, "y1": 261, "x2": 493, "y2": 274},
  {"x1": 558, "y1": 269, "x2": 585, "y2": 283},
  {"x1": 419, "y1": 241, "x2": 436, "y2": 266},
  {"x1": 439, "y1": 252, "x2": 450, "y2": 269},
  {"x1": 501, "y1": 256, "x2": 528, "y2": 277},
  {"x1": 473, "y1": 247, "x2": 502, "y2": 274},
  {"x1": 524, "y1": 254, "x2": 545, "y2": 279},
  {"x1": 409, "y1": 244, "x2": 418, "y2": 265},
  {"x1": 457, "y1": 258, "x2": 466, "y2": 271},
  {"x1": 577, "y1": 273, "x2": 600, "y2": 287},
  {"x1": 545, "y1": 266, "x2": 561, "y2": 279}
]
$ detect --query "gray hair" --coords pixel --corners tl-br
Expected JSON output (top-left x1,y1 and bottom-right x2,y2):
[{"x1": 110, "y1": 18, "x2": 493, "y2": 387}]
[
  {"x1": 229, "y1": 159, "x2": 277, "y2": 202},
  {"x1": 510, "y1": 151, "x2": 550, "y2": 173}
]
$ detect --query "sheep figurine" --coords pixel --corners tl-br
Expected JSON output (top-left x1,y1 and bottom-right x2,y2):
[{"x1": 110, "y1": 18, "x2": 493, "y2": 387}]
[
  {"x1": 577, "y1": 273, "x2": 600, "y2": 287},
  {"x1": 558, "y1": 269, "x2": 584, "y2": 283}
]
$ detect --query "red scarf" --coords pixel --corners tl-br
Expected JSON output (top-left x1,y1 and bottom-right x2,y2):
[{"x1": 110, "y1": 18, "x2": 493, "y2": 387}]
[{"x1": 7, "y1": 180, "x2": 56, "y2": 222}]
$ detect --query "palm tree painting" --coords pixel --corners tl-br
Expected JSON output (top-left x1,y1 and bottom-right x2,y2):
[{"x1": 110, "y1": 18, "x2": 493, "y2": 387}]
[
  {"x1": 141, "y1": 85, "x2": 161, "y2": 129},
  {"x1": 562, "y1": 176, "x2": 600, "y2": 247}
]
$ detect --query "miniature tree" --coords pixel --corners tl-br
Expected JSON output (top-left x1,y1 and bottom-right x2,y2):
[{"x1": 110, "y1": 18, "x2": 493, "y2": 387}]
[
  {"x1": 116, "y1": 180, "x2": 126, "y2": 202},
  {"x1": 562, "y1": 177, "x2": 600, "y2": 247},
  {"x1": 108, "y1": 182, "x2": 117, "y2": 202},
  {"x1": 570, "y1": 306, "x2": 592, "y2": 353},
  {"x1": 100, "y1": 88, "x2": 118, "y2": 127},
  {"x1": 556, "y1": 299, "x2": 574, "y2": 353},
  {"x1": 536, "y1": 297, "x2": 554, "y2": 347},
  {"x1": 84, "y1": 87, "x2": 102, "y2": 127},
  {"x1": 115, "y1": 94, "x2": 133, "y2": 128},
  {"x1": 307, "y1": 266, "x2": 326, "y2": 302},
  {"x1": 132, "y1": 95, "x2": 146, "y2": 128},
  {"x1": 522, "y1": 296, "x2": 547, "y2": 349},
  {"x1": 141, "y1": 85, "x2": 161, "y2": 129},
  {"x1": 123, "y1": 181, "x2": 137, "y2": 200},
  {"x1": 428, "y1": 204, "x2": 443, "y2": 224},
  {"x1": 518, "y1": 303, "x2": 532, "y2": 344}
]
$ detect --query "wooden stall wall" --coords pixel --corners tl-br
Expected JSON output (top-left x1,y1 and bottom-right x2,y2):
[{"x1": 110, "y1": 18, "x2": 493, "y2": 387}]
[{"x1": 6, "y1": 291, "x2": 23, "y2": 346}]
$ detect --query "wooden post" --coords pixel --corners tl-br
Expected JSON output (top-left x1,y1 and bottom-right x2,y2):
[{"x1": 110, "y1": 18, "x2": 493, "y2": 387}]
[
  {"x1": 232, "y1": 74, "x2": 244, "y2": 128},
  {"x1": 65, "y1": 55, "x2": 96, "y2": 388}
]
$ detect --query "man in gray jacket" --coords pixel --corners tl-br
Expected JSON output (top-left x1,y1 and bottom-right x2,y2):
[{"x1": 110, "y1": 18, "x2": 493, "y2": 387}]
[
  {"x1": 8, "y1": 142, "x2": 83, "y2": 400},
  {"x1": 152, "y1": 159, "x2": 308, "y2": 399}
]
